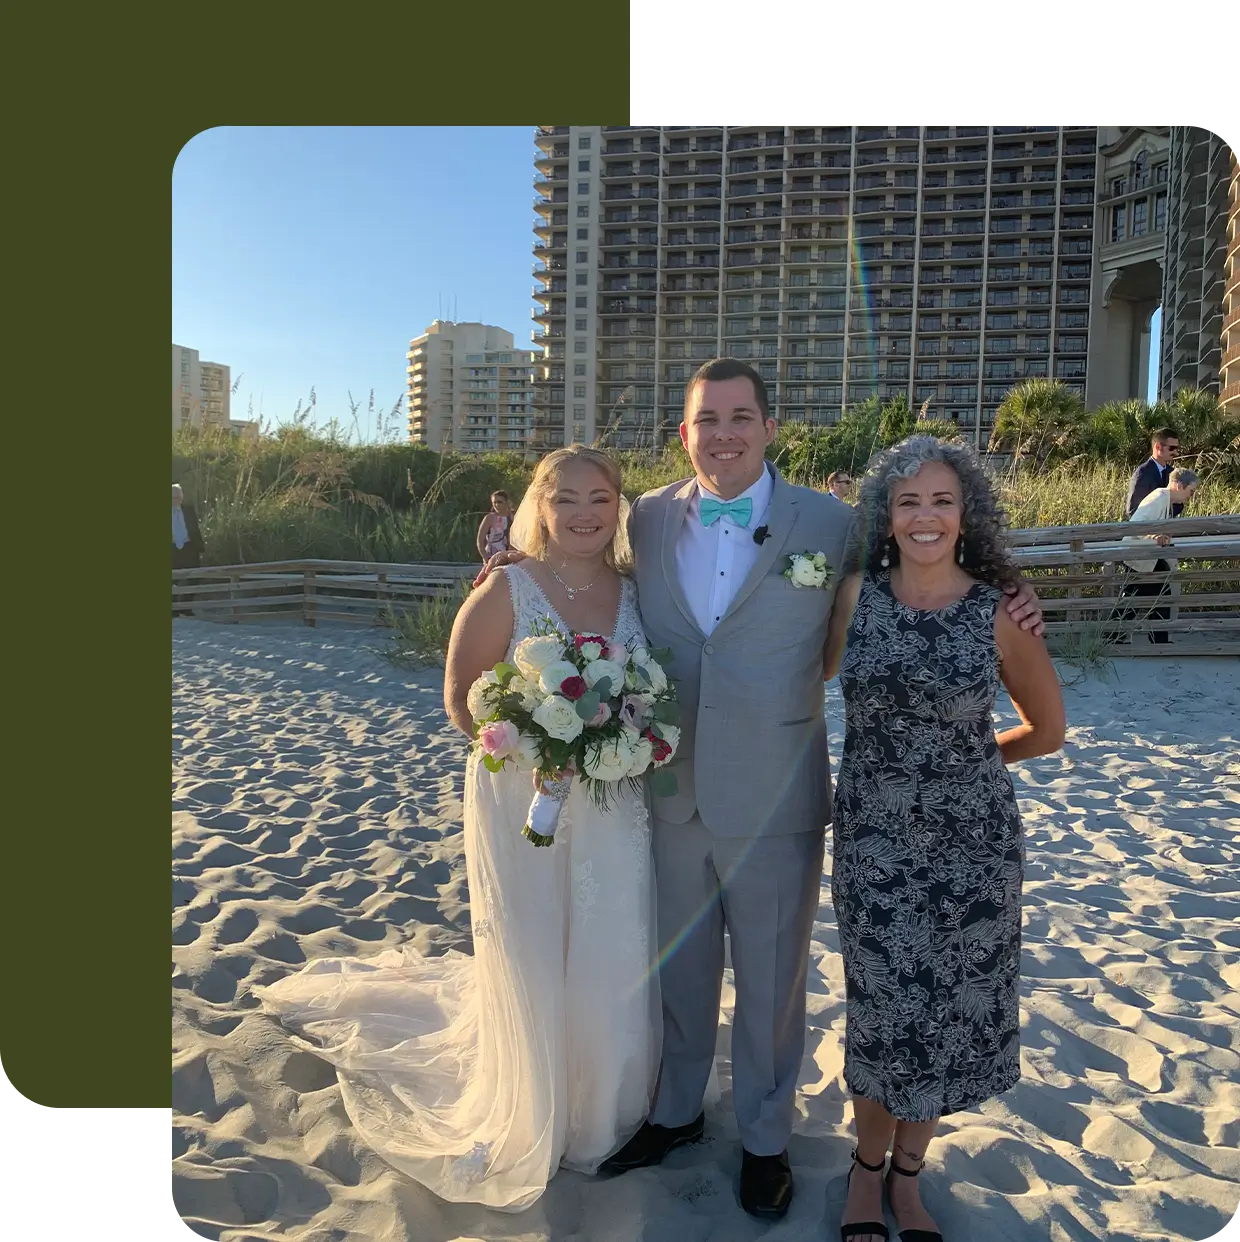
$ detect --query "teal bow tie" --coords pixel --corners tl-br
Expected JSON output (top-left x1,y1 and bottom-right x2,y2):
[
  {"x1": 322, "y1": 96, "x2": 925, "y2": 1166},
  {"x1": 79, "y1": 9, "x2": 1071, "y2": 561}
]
[{"x1": 699, "y1": 495, "x2": 753, "y2": 528}]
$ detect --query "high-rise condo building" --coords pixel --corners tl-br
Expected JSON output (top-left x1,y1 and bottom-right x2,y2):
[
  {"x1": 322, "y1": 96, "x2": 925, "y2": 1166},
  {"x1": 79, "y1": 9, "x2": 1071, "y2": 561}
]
[
  {"x1": 173, "y1": 344, "x2": 231, "y2": 432},
  {"x1": 1160, "y1": 127, "x2": 1233, "y2": 400},
  {"x1": 406, "y1": 320, "x2": 536, "y2": 454},
  {"x1": 531, "y1": 125, "x2": 1103, "y2": 452},
  {"x1": 1222, "y1": 151, "x2": 1240, "y2": 418}
]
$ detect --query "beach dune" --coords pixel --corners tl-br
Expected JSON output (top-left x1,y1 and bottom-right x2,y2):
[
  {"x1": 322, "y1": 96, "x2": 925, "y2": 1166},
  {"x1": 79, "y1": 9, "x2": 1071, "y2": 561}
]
[{"x1": 173, "y1": 620, "x2": 1240, "y2": 1241}]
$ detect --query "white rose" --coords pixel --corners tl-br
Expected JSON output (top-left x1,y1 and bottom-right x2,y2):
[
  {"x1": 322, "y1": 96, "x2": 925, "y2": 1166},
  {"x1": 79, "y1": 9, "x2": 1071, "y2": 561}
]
[
  {"x1": 532, "y1": 695, "x2": 584, "y2": 743},
  {"x1": 789, "y1": 556, "x2": 822, "y2": 588},
  {"x1": 641, "y1": 661, "x2": 668, "y2": 694},
  {"x1": 582, "y1": 658, "x2": 626, "y2": 696},
  {"x1": 510, "y1": 732, "x2": 542, "y2": 771},
  {"x1": 625, "y1": 729, "x2": 654, "y2": 777},
  {"x1": 466, "y1": 670, "x2": 500, "y2": 721},
  {"x1": 583, "y1": 731, "x2": 636, "y2": 781},
  {"x1": 653, "y1": 723, "x2": 681, "y2": 764},
  {"x1": 514, "y1": 635, "x2": 564, "y2": 679},
  {"x1": 578, "y1": 640, "x2": 604, "y2": 662},
  {"x1": 508, "y1": 673, "x2": 543, "y2": 711},
  {"x1": 627, "y1": 648, "x2": 668, "y2": 693},
  {"x1": 538, "y1": 660, "x2": 582, "y2": 695}
]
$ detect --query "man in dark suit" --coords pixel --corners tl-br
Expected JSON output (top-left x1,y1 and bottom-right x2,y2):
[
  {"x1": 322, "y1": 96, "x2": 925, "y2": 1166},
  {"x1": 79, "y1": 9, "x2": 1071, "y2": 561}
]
[
  {"x1": 1125, "y1": 427, "x2": 1182, "y2": 517},
  {"x1": 173, "y1": 483, "x2": 205, "y2": 616}
]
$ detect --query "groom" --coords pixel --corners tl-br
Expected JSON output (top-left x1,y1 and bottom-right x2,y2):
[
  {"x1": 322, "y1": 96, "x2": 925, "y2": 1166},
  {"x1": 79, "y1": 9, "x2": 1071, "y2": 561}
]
[{"x1": 599, "y1": 358, "x2": 1043, "y2": 1218}]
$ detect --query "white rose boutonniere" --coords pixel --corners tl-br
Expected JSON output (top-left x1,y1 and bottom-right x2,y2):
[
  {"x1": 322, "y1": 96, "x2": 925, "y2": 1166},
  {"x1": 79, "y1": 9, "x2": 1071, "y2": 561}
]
[{"x1": 784, "y1": 551, "x2": 833, "y2": 589}]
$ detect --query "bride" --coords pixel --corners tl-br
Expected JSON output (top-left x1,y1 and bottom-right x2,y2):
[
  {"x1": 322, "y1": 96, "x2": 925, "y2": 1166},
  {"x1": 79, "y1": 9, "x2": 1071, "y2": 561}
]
[{"x1": 257, "y1": 445, "x2": 661, "y2": 1210}]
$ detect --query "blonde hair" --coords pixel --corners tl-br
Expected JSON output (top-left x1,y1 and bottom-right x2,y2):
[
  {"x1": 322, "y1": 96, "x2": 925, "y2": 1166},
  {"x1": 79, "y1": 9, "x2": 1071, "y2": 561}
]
[{"x1": 510, "y1": 445, "x2": 632, "y2": 572}]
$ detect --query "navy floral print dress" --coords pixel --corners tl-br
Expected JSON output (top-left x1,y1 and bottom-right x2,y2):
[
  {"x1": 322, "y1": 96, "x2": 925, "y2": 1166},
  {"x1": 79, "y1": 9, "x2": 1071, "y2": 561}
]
[{"x1": 832, "y1": 571, "x2": 1023, "y2": 1121}]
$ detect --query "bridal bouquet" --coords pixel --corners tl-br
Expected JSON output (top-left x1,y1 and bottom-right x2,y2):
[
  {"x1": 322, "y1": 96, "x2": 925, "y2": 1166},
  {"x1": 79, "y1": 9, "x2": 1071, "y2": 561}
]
[{"x1": 468, "y1": 620, "x2": 680, "y2": 847}]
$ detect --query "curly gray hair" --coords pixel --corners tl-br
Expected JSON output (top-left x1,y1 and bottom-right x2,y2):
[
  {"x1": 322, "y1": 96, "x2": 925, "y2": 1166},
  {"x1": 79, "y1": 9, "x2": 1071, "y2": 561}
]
[{"x1": 843, "y1": 435, "x2": 1020, "y2": 589}]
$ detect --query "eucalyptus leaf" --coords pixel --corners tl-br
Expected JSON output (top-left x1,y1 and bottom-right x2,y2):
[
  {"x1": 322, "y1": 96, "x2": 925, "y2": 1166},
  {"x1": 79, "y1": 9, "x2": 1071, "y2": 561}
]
[
  {"x1": 653, "y1": 699, "x2": 681, "y2": 725},
  {"x1": 590, "y1": 676, "x2": 614, "y2": 701},
  {"x1": 482, "y1": 753, "x2": 504, "y2": 773},
  {"x1": 494, "y1": 662, "x2": 520, "y2": 686},
  {"x1": 574, "y1": 690, "x2": 601, "y2": 720},
  {"x1": 648, "y1": 769, "x2": 678, "y2": 797}
]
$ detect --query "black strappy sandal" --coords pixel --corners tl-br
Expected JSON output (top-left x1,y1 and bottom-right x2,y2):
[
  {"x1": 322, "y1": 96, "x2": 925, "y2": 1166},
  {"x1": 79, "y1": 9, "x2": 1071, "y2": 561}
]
[
  {"x1": 885, "y1": 1157, "x2": 944, "y2": 1242},
  {"x1": 841, "y1": 1148, "x2": 890, "y2": 1242}
]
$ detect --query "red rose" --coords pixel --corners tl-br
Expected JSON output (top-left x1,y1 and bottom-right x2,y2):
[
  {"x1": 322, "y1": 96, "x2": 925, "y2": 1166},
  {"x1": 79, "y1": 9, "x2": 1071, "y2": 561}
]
[
  {"x1": 574, "y1": 633, "x2": 608, "y2": 651},
  {"x1": 560, "y1": 675, "x2": 587, "y2": 700},
  {"x1": 644, "y1": 728, "x2": 673, "y2": 763}
]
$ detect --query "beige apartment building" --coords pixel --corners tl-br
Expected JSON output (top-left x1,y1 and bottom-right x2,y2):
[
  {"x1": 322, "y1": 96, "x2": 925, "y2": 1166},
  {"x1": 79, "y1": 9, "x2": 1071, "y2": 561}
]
[
  {"x1": 531, "y1": 125, "x2": 1105, "y2": 452},
  {"x1": 406, "y1": 321, "x2": 535, "y2": 453},
  {"x1": 173, "y1": 344, "x2": 231, "y2": 432},
  {"x1": 1215, "y1": 150, "x2": 1239, "y2": 417}
]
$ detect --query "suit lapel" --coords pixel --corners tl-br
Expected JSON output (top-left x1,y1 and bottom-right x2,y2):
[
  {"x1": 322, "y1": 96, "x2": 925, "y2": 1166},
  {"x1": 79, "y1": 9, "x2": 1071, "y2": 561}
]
[
  {"x1": 661, "y1": 477, "x2": 704, "y2": 636},
  {"x1": 717, "y1": 468, "x2": 800, "y2": 628}
]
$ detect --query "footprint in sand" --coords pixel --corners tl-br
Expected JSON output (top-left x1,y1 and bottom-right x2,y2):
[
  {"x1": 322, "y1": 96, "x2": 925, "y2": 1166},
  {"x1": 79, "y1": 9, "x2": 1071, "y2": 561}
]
[
  {"x1": 212, "y1": 906, "x2": 259, "y2": 945},
  {"x1": 251, "y1": 932, "x2": 306, "y2": 964},
  {"x1": 279, "y1": 905, "x2": 342, "y2": 936},
  {"x1": 193, "y1": 963, "x2": 239, "y2": 1005},
  {"x1": 282, "y1": 1049, "x2": 338, "y2": 1094}
]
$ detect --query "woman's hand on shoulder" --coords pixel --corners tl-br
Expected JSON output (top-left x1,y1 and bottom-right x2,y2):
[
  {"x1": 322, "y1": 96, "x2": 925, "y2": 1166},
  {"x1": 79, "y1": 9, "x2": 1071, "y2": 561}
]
[
  {"x1": 1001, "y1": 578, "x2": 1044, "y2": 636},
  {"x1": 473, "y1": 548, "x2": 529, "y2": 588}
]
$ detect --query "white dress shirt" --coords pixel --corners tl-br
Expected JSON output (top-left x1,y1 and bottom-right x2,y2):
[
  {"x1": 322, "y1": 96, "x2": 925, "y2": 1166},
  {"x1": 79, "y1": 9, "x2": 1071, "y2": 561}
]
[{"x1": 675, "y1": 465, "x2": 774, "y2": 636}]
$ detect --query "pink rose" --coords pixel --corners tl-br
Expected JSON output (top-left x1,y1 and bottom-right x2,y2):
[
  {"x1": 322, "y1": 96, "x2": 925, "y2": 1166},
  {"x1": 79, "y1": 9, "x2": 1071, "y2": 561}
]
[
  {"x1": 478, "y1": 720, "x2": 519, "y2": 760},
  {"x1": 588, "y1": 701, "x2": 612, "y2": 727},
  {"x1": 603, "y1": 640, "x2": 628, "y2": 664}
]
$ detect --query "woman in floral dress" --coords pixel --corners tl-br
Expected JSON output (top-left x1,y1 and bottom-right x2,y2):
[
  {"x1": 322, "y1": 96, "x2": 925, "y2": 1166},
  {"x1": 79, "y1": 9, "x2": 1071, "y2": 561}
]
[{"x1": 823, "y1": 436, "x2": 1065, "y2": 1242}]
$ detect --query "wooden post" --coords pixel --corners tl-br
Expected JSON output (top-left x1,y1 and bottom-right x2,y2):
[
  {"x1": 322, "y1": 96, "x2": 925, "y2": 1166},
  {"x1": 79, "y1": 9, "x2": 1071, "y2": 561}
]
[
  {"x1": 303, "y1": 569, "x2": 317, "y2": 627},
  {"x1": 378, "y1": 571, "x2": 388, "y2": 626},
  {"x1": 228, "y1": 572, "x2": 238, "y2": 624},
  {"x1": 1068, "y1": 538, "x2": 1084, "y2": 623}
]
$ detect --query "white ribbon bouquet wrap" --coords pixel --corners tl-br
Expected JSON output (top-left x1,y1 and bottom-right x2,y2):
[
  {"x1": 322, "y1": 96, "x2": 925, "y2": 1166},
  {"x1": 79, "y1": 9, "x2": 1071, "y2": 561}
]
[{"x1": 467, "y1": 620, "x2": 681, "y2": 847}]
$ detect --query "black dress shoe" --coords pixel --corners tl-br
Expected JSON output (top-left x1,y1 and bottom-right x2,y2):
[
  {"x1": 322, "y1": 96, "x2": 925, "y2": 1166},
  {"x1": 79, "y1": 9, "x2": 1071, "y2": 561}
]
[
  {"x1": 740, "y1": 1148, "x2": 793, "y2": 1219},
  {"x1": 599, "y1": 1112, "x2": 705, "y2": 1174}
]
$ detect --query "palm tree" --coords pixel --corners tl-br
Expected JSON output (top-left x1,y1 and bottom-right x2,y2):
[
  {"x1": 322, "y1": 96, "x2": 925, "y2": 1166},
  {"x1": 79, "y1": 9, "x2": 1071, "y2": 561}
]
[
  {"x1": 1085, "y1": 397, "x2": 1153, "y2": 465},
  {"x1": 989, "y1": 379, "x2": 1087, "y2": 469}
]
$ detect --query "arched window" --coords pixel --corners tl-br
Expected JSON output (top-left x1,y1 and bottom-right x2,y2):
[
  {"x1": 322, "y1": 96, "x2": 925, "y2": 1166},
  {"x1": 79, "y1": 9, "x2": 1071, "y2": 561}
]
[{"x1": 1133, "y1": 150, "x2": 1149, "y2": 188}]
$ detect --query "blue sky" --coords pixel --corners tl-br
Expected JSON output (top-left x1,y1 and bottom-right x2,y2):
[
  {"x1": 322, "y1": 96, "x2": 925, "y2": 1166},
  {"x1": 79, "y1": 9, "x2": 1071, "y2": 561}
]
[
  {"x1": 173, "y1": 127, "x2": 537, "y2": 440},
  {"x1": 1148, "y1": 306, "x2": 1162, "y2": 398}
]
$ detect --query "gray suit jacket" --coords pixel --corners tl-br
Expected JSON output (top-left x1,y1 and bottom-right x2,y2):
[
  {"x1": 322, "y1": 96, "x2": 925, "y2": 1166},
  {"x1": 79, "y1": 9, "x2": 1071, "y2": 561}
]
[{"x1": 630, "y1": 465, "x2": 855, "y2": 837}]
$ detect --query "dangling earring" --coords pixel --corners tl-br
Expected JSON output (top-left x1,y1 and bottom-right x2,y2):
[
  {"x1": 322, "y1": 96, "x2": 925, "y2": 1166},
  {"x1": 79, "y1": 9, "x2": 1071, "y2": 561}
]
[
  {"x1": 956, "y1": 536, "x2": 965, "y2": 565},
  {"x1": 879, "y1": 539, "x2": 891, "y2": 569}
]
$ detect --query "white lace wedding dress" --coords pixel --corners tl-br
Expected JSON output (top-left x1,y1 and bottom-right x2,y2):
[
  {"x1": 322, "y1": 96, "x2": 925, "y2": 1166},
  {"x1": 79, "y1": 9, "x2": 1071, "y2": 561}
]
[{"x1": 256, "y1": 565, "x2": 661, "y2": 1211}]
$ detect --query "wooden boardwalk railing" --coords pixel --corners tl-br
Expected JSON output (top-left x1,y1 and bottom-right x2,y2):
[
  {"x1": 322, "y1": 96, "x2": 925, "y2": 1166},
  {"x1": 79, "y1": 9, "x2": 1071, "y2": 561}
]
[{"x1": 173, "y1": 515, "x2": 1240, "y2": 656}]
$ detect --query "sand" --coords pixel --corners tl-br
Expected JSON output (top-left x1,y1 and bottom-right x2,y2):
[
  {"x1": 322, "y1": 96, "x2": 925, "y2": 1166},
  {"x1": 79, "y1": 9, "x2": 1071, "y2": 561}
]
[{"x1": 172, "y1": 618, "x2": 1240, "y2": 1241}]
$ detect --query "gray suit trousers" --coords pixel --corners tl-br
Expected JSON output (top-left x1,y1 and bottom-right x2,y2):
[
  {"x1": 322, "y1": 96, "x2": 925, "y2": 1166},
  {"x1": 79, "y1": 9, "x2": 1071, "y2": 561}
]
[{"x1": 648, "y1": 813, "x2": 824, "y2": 1155}]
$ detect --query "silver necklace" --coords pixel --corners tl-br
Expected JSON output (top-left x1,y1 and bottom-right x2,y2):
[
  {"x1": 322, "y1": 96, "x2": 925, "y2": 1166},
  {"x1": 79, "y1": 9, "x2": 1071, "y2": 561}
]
[{"x1": 548, "y1": 562, "x2": 604, "y2": 600}]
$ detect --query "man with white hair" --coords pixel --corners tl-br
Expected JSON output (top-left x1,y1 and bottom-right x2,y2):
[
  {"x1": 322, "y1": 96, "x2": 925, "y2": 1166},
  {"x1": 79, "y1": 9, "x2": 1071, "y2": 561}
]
[{"x1": 1112, "y1": 467, "x2": 1200, "y2": 644}]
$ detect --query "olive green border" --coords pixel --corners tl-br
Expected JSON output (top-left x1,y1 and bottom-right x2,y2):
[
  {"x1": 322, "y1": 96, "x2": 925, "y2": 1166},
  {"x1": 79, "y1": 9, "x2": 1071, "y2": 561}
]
[{"x1": 17, "y1": 2, "x2": 1232, "y2": 1242}]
